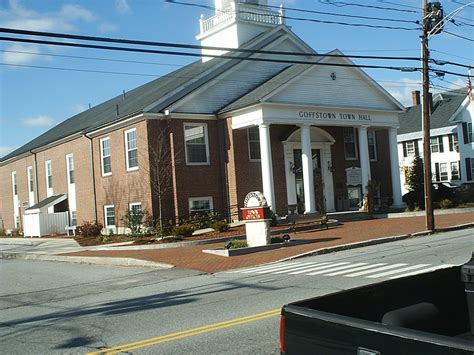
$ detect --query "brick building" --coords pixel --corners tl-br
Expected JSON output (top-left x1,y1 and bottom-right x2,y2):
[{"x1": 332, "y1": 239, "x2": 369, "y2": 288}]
[{"x1": 0, "y1": 0, "x2": 405, "y2": 235}]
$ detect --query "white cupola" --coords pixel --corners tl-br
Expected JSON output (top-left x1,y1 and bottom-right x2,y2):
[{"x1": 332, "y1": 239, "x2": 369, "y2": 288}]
[{"x1": 196, "y1": 0, "x2": 285, "y2": 61}]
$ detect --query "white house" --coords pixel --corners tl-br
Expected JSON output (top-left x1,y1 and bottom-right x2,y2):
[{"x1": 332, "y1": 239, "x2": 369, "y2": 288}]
[{"x1": 398, "y1": 89, "x2": 474, "y2": 196}]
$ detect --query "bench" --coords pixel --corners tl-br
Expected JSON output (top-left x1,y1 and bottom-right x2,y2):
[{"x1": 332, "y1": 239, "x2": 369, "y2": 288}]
[
  {"x1": 284, "y1": 214, "x2": 329, "y2": 236},
  {"x1": 65, "y1": 226, "x2": 77, "y2": 237}
]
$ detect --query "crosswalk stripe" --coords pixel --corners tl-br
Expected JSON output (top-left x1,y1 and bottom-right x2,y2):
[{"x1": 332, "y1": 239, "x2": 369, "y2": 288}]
[
  {"x1": 326, "y1": 263, "x2": 387, "y2": 276},
  {"x1": 272, "y1": 262, "x2": 332, "y2": 274},
  {"x1": 307, "y1": 262, "x2": 368, "y2": 276},
  {"x1": 288, "y1": 262, "x2": 350, "y2": 275},
  {"x1": 366, "y1": 264, "x2": 431, "y2": 279},
  {"x1": 344, "y1": 263, "x2": 408, "y2": 277},
  {"x1": 256, "y1": 262, "x2": 317, "y2": 274},
  {"x1": 237, "y1": 262, "x2": 301, "y2": 273},
  {"x1": 388, "y1": 264, "x2": 456, "y2": 279}
]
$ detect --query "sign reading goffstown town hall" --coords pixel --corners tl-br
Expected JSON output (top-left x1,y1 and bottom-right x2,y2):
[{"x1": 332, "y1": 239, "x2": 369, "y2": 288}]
[{"x1": 298, "y1": 111, "x2": 372, "y2": 121}]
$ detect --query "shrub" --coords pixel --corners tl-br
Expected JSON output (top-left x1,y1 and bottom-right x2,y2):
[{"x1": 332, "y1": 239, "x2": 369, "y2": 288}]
[
  {"x1": 122, "y1": 209, "x2": 153, "y2": 237},
  {"x1": 172, "y1": 224, "x2": 195, "y2": 237},
  {"x1": 224, "y1": 239, "x2": 248, "y2": 249},
  {"x1": 210, "y1": 220, "x2": 229, "y2": 232},
  {"x1": 189, "y1": 211, "x2": 220, "y2": 230},
  {"x1": 0, "y1": 228, "x2": 6, "y2": 237},
  {"x1": 78, "y1": 221, "x2": 103, "y2": 237},
  {"x1": 155, "y1": 219, "x2": 173, "y2": 238},
  {"x1": 439, "y1": 199, "x2": 454, "y2": 209}
]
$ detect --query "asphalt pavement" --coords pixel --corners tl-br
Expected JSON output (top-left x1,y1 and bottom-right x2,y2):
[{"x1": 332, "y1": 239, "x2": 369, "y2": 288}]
[{"x1": 1, "y1": 209, "x2": 473, "y2": 273}]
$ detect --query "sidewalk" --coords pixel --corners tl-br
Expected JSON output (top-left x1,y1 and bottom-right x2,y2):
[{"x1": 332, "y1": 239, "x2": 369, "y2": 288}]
[{"x1": 61, "y1": 211, "x2": 474, "y2": 273}]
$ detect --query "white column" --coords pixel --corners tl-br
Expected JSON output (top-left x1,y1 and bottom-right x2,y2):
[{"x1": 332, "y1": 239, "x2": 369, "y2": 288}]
[
  {"x1": 389, "y1": 127, "x2": 404, "y2": 207},
  {"x1": 301, "y1": 124, "x2": 316, "y2": 213},
  {"x1": 358, "y1": 126, "x2": 371, "y2": 195},
  {"x1": 259, "y1": 124, "x2": 275, "y2": 211}
]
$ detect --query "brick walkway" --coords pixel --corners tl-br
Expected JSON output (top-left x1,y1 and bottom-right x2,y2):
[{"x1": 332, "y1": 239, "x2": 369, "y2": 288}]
[{"x1": 65, "y1": 212, "x2": 474, "y2": 273}]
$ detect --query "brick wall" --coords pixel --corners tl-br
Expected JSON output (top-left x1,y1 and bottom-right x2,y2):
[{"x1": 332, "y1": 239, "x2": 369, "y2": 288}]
[
  {"x1": 0, "y1": 136, "x2": 95, "y2": 230},
  {"x1": 93, "y1": 120, "x2": 152, "y2": 228},
  {"x1": 169, "y1": 118, "x2": 226, "y2": 220}
]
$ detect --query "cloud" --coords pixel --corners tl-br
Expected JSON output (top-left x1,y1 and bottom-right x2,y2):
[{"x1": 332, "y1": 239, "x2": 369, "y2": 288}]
[
  {"x1": 116, "y1": 0, "x2": 131, "y2": 14},
  {"x1": 382, "y1": 78, "x2": 421, "y2": 107},
  {"x1": 0, "y1": 1, "x2": 104, "y2": 65},
  {"x1": 20, "y1": 115, "x2": 55, "y2": 128},
  {"x1": 2, "y1": 43, "x2": 43, "y2": 65},
  {"x1": 60, "y1": 4, "x2": 96, "y2": 22},
  {"x1": 0, "y1": 146, "x2": 16, "y2": 158},
  {"x1": 72, "y1": 103, "x2": 88, "y2": 114},
  {"x1": 99, "y1": 23, "x2": 118, "y2": 33}
]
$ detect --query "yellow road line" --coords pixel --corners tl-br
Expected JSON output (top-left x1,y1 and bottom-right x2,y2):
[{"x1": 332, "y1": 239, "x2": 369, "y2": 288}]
[{"x1": 87, "y1": 308, "x2": 280, "y2": 354}]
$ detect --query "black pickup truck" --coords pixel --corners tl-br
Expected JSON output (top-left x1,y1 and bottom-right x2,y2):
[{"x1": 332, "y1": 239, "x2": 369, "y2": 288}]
[{"x1": 280, "y1": 255, "x2": 474, "y2": 355}]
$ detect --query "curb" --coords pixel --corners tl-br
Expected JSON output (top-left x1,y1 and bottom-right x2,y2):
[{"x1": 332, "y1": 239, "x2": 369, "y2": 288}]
[
  {"x1": 271, "y1": 222, "x2": 474, "y2": 264},
  {"x1": 0, "y1": 253, "x2": 174, "y2": 269}
]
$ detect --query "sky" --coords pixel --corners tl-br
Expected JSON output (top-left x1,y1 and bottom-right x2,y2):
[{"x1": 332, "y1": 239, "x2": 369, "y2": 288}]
[{"x1": 0, "y1": 0, "x2": 472, "y2": 158}]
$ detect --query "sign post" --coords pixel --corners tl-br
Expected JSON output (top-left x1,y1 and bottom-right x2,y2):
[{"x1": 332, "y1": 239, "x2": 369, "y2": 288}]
[{"x1": 241, "y1": 191, "x2": 271, "y2": 247}]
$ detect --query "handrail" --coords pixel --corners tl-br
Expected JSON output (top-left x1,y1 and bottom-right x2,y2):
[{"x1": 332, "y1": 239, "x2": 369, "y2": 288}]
[{"x1": 199, "y1": 3, "x2": 284, "y2": 35}]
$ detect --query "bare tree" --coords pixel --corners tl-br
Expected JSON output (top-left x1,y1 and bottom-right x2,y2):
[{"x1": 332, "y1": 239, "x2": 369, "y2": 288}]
[{"x1": 141, "y1": 118, "x2": 180, "y2": 237}]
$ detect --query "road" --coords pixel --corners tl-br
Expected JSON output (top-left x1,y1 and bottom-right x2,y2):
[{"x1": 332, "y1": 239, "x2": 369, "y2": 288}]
[{"x1": 0, "y1": 229, "x2": 472, "y2": 354}]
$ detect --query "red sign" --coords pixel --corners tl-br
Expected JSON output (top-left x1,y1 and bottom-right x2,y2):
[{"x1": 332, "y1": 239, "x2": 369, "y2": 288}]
[{"x1": 241, "y1": 207, "x2": 269, "y2": 221}]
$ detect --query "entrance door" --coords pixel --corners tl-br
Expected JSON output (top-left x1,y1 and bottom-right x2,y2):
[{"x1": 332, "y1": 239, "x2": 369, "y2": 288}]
[{"x1": 293, "y1": 149, "x2": 322, "y2": 214}]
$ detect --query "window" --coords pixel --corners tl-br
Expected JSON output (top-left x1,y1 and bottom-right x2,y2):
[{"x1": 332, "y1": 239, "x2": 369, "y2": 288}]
[
  {"x1": 448, "y1": 134, "x2": 458, "y2": 152},
  {"x1": 45, "y1": 160, "x2": 53, "y2": 189},
  {"x1": 100, "y1": 137, "x2": 112, "y2": 176},
  {"x1": 403, "y1": 140, "x2": 418, "y2": 157},
  {"x1": 104, "y1": 205, "x2": 115, "y2": 228},
  {"x1": 439, "y1": 163, "x2": 448, "y2": 181},
  {"x1": 66, "y1": 154, "x2": 75, "y2": 184},
  {"x1": 125, "y1": 128, "x2": 138, "y2": 170},
  {"x1": 129, "y1": 202, "x2": 142, "y2": 215},
  {"x1": 27, "y1": 166, "x2": 34, "y2": 192},
  {"x1": 247, "y1": 126, "x2": 261, "y2": 161},
  {"x1": 184, "y1": 123, "x2": 209, "y2": 164},
  {"x1": 430, "y1": 136, "x2": 444, "y2": 153},
  {"x1": 464, "y1": 158, "x2": 473, "y2": 180},
  {"x1": 451, "y1": 162, "x2": 460, "y2": 180},
  {"x1": 12, "y1": 171, "x2": 17, "y2": 196},
  {"x1": 188, "y1": 197, "x2": 213, "y2": 214},
  {"x1": 343, "y1": 127, "x2": 357, "y2": 160},
  {"x1": 70, "y1": 211, "x2": 77, "y2": 226},
  {"x1": 367, "y1": 130, "x2": 377, "y2": 161},
  {"x1": 463, "y1": 122, "x2": 474, "y2": 144}
]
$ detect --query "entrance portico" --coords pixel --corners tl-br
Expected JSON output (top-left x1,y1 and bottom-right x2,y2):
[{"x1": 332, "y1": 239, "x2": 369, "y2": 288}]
[{"x1": 231, "y1": 103, "x2": 405, "y2": 215}]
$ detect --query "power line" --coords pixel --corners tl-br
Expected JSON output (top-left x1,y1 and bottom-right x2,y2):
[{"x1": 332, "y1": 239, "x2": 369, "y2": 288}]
[
  {"x1": 1, "y1": 61, "x2": 424, "y2": 90},
  {"x1": 166, "y1": 0, "x2": 420, "y2": 30},
  {"x1": 376, "y1": 1, "x2": 421, "y2": 11},
  {"x1": 431, "y1": 48, "x2": 473, "y2": 62},
  {"x1": 0, "y1": 49, "x2": 184, "y2": 68},
  {"x1": 167, "y1": 0, "x2": 419, "y2": 24},
  {"x1": 0, "y1": 35, "x2": 424, "y2": 73},
  {"x1": 444, "y1": 30, "x2": 474, "y2": 41},
  {"x1": 317, "y1": 0, "x2": 420, "y2": 13},
  {"x1": 2, "y1": 35, "x2": 470, "y2": 79},
  {"x1": 0, "y1": 27, "x2": 425, "y2": 61},
  {"x1": 0, "y1": 62, "x2": 162, "y2": 77},
  {"x1": 0, "y1": 48, "x2": 425, "y2": 85}
]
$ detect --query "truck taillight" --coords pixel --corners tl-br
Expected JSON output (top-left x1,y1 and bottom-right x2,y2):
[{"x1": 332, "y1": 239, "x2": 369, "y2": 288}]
[{"x1": 280, "y1": 314, "x2": 285, "y2": 354}]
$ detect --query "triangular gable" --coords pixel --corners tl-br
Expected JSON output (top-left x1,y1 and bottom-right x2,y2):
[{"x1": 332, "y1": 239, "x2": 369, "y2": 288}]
[
  {"x1": 263, "y1": 49, "x2": 405, "y2": 112},
  {"x1": 165, "y1": 26, "x2": 320, "y2": 114},
  {"x1": 448, "y1": 95, "x2": 471, "y2": 123}
]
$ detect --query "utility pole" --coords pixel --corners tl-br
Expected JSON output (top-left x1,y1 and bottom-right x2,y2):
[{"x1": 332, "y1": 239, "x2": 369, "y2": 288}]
[{"x1": 422, "y1": 0, "x2": 434, "y2": 231}]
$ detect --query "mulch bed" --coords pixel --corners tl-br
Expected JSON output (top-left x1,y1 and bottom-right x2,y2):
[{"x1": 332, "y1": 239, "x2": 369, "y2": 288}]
[
  {"x1": 72, "y1": 224, "x2": 292, "y2": 247},
  {"x1": 73, "y1": 226, "x2": 248, "y2": 247}
]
